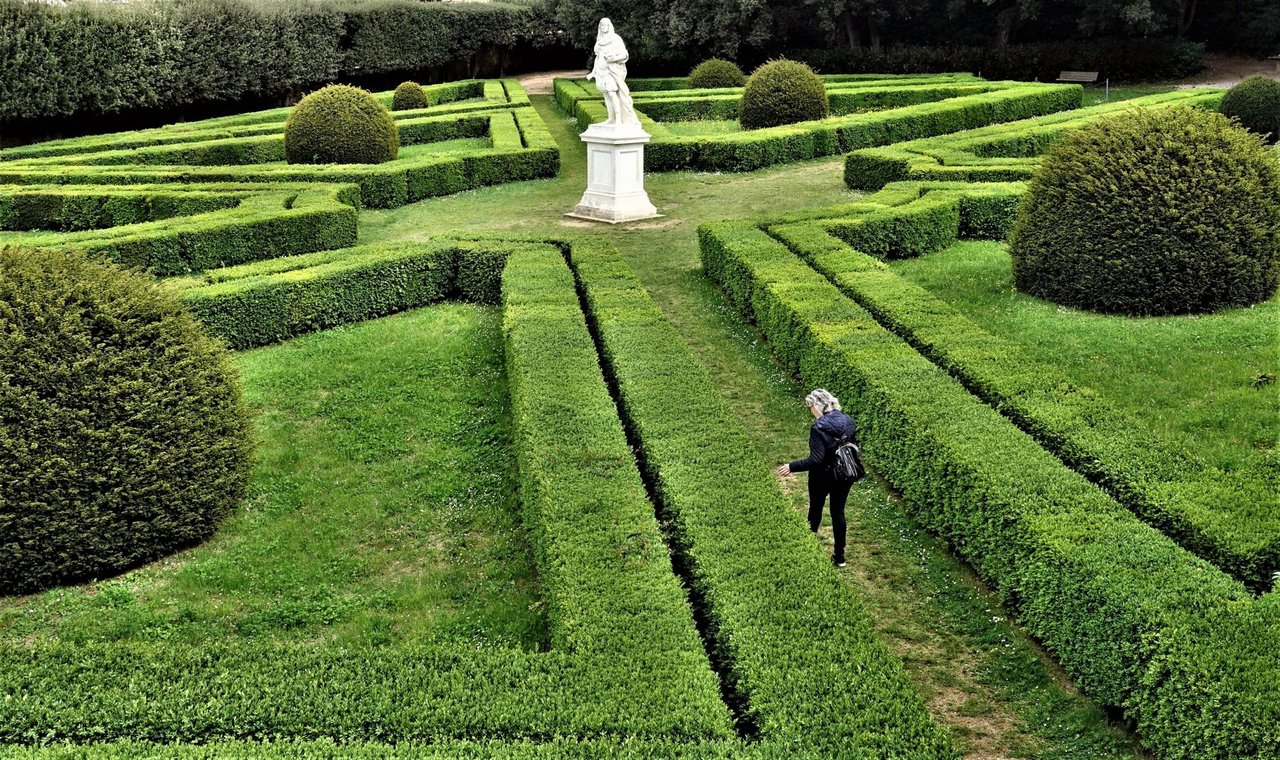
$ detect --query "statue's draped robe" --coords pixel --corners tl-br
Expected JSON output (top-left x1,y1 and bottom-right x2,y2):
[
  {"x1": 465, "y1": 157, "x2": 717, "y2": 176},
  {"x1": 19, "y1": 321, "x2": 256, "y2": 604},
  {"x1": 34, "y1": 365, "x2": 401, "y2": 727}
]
[{"x1": 591, "y1": 33, "x2": 628, "y2": 92}]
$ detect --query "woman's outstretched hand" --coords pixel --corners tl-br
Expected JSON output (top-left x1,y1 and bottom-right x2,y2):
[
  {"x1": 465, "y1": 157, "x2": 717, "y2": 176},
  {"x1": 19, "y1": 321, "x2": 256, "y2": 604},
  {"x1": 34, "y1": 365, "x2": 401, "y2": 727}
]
[{"x1": 776, "y1": 463, "x2": 791, "y2": 477}]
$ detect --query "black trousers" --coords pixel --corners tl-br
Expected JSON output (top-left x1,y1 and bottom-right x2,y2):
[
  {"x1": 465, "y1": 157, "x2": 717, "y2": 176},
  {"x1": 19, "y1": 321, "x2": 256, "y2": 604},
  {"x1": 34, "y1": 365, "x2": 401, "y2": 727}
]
[{"x1": 808, "y1": 471, "x2": 851, "y2": 562}]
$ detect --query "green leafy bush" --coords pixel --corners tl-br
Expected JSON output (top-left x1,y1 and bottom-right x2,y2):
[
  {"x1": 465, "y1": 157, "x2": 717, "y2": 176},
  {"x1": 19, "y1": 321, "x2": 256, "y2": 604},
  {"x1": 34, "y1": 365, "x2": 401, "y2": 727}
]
[
  {"x1": 0, "y1": 247, "x2": 253, "y2": 594},
  {"x1": 284, "y1": 85, "x2": 399, "y2": 165},
  {"x1": 687, "y1": 58, "x2": 745, "y2": 89},
  {"x1": 698, "y1": 218, "x2": 1274, "y2": 759},
  {"x1": 392, "y1": 81, "x2": 430, "y2": 111},
  {"x1": 1010, "y1": 106, "x2": 1280, "y2": 315},
  {"x1": 1220, "y1": 75, "x2": 1280, "y2": 143},
  {"x1": 739, "y1": 59, "x2": 828, "y2": 130}
]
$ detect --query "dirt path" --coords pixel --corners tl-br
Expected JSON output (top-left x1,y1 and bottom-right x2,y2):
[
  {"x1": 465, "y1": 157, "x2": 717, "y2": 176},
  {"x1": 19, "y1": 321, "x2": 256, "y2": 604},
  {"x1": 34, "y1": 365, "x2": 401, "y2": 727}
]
[
  {"x1": 1177, "y1": 54, "x2": 1279, "y2": 87},
  {"x1": 516, "y1": 70, "x2": 588, "y2": 95}
]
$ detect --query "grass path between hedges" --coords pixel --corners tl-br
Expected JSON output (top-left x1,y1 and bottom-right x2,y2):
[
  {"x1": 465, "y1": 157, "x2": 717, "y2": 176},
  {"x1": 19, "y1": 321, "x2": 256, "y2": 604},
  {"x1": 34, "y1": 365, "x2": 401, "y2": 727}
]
[
  {"x1": 0, "y1": 304, "x2": 547, "y2": 650},
  {"x1": 357, "y1": 95, "x2": 1144, "y2": 759}
]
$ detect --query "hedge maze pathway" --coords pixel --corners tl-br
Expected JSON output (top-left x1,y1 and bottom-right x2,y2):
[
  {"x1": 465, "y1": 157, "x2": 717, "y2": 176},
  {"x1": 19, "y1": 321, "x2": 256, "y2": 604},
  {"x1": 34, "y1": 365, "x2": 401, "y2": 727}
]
[{"x1": 2, "y1": 74, "x2": 1270, "y2": 758}]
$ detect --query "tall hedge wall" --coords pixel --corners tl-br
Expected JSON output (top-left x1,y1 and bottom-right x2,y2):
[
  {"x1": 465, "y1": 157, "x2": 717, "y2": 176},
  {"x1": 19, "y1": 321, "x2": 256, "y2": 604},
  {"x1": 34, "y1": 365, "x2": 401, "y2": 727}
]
[{"x1": 0, "y1": 0, "x2": 558, "y2": 124}]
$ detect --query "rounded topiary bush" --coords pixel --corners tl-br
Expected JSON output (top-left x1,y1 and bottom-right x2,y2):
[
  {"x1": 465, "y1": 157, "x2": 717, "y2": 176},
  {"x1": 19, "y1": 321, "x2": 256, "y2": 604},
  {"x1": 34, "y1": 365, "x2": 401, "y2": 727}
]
[
  {"x1": 0, "y1": 247, "x2": 254, "y2": 594},
  {"x1": 1009, "y1": 106, "x2": 1280, "y2": 315},
  {"x1": 1220, "y1": 75, "x2": 1280, "y2": 143},
  {"x1": 739, "y1": 59, "x2": 829, "y2": 130},
  {"x1": 392, "y1": 80, "x2": 431, "y2": 111},
  {"x1": 688, "y1": 58, "x2": 746, "y2": 89},
  {"x1": 285, "y1": 85, "x2": 399, "y2": 165}
]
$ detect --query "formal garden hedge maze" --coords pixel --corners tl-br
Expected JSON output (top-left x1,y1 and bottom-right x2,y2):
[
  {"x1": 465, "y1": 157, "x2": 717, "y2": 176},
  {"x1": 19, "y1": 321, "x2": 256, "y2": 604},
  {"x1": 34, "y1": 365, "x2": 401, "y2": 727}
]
[
  {"x1": 554, "y1": 73, "x2": 1083, "y2": 172},
  {"x1": 0, "y1": 79, "x2": 557, "y2": 216},
  {"x1": 843, "y1": 89, "x2": 1225, "y2": 189},
  {"x1": 3, "y1": 65, "x2": 1275, "y2": 759},
  {"x1": 699, "y1": 175, "x2": 1279, "y2": 759},
  {"x1": 0, "y1": 96, "x2": 958, "y2": 753}
]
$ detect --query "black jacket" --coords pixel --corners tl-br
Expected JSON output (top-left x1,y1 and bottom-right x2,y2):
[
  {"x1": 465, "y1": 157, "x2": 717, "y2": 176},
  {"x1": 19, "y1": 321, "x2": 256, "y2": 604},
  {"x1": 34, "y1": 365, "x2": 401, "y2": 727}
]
[{"x1": 790, "y1": 410, "x2": 857, "y2": 474}]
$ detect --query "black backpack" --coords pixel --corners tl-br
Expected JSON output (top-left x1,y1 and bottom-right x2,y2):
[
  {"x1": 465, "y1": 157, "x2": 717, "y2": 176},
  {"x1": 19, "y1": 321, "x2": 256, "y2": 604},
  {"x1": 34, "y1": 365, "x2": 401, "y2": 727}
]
[{"x1": 830, "y1": 434, "x2": 866, "y2": 483}]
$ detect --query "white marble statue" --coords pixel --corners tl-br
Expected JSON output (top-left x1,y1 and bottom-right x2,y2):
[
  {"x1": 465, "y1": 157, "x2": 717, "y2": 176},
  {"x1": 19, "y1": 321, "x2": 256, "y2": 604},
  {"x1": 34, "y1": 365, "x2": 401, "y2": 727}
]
[{"x1": 586, "y1": 18, "x2": 639, "y2": 128}]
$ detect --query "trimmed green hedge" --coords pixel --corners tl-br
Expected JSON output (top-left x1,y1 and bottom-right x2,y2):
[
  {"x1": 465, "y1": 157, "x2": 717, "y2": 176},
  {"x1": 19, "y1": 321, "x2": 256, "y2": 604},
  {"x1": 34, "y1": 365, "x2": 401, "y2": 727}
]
[
  {"x1": 1, "y1": 184, "x2": 359, "y2": 276},
  {"x1": 0, "y1": 82, "x2": 559, "y2": 210},
  {"x1": 0, "y1": 0, "x2": 556, "y2": 124},
  {"x1": 564, "y1": 239, "x2": 955, "y2": 756},
  {"x1": 569, "y1": 81, "x2": 1081, "y2": 172},
  {"x1": 844, "y1": 89, "x2": 1224, "y2": 190},
  {"x1": 698, "y1": 216, "x2": 1278, "y2": 759},
  {"x1": 0, "y1": 238, "x2": 734, "y2": 747},
  {"x1": 762, "y1": 182, "x2": 1279, "y2": 588},
  {"x1": 284, "y1": 85, "x2": 399, "y2": 165}
]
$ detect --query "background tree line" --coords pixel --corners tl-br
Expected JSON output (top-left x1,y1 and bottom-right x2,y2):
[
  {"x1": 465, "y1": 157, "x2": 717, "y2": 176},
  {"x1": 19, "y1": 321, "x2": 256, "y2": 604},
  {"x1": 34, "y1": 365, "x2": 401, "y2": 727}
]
[{"x1": 548, "y1": 0, "x2": 1277, "y2": 70}]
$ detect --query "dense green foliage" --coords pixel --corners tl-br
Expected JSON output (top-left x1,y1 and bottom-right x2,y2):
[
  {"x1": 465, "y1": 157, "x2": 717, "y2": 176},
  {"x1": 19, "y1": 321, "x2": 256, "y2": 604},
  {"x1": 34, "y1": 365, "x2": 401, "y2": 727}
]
[
  {"x1": 548, "y1": 0, "x2": 1243, "y2": 70},
  {"x1": 844, "y1": 89, "x2": 1221, "y2": 190},
  {"x1": 559, "y1": 76, "x2": 1082, "y2": 172},
  {"x1": 1010, "y1": 107, "x2": 1280, "y2": 315},
  {"x1": 392, "y1": 81, "x2": 431, "y2": 111},
  {"x1": 566, "y1": 239, "x2": 956, "y2": 756},
  {"x1": 0, "y1": 247, "x2": 252, "y2": 594},
  {"x1": 1, "y1": 305, "x2": 544, "y2": 647},
  {"x1": 739, "y1": 60, "x2": 828, "y2": 130},
  {"x1": 687, "y1": 59, "x2": 745, "y2": 89},
  {"x1": 758, "y1": 181, "x2": 1279, "y2": 586},
  {"x1": 1221, "y1": 75, "x2": 1280, "y2": 143},
  {"x1": 699, "y1": 211, "x2": 1277, "y2": 759},
  {"x1": 285, "y1": 85, "x2": 399, "y2": 165},
  {"x1": 0, "y1": 0, "x2": 556, "y2": 124},
  {"x1": 0, "y1": 80, "x2": 560, "y2": 211}
]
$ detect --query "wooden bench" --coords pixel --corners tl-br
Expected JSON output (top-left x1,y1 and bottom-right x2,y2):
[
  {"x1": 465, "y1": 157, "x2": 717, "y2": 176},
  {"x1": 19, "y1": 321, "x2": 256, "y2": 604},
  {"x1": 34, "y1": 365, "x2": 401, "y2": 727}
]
[
  {"x1": 1057, "y1": 71, "x2": 1099, "y2": 84},
  {"x1": 1269, "y1": 55, "x2": 1280, "y2": 74},
  {"x1": 1057, "y1": 70, "x2": 1109, "y2": 101}
]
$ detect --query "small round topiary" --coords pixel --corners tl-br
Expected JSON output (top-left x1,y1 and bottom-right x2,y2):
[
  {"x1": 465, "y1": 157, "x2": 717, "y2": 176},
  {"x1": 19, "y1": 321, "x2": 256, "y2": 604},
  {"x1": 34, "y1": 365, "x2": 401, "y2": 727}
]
[
  {"x1": 688, "y1": 58, "x2": 746, "y2": 89},
  {"x1": 739, "y1": 59, "x2": 829, "y2": 131},
  {"x1": 392, "y1": 80, "x2": 431, "y2": 111},
  {"x1": 1009, "y1": 106, "x2": 1280, "y2": 316},
  {"x1": 0, "y1": 247, "x2": 254, "y2": 594},
  {"x1": 1220, "y1": 75, "x2": 1280, "y2": 144},
  {"x1": 285, "y1": 84, "x2": 399, "y2": 165}
]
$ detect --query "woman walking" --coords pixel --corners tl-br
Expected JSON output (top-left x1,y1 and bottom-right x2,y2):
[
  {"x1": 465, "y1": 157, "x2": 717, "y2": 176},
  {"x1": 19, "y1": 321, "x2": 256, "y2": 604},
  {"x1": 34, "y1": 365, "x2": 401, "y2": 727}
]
[{"x1": 777, "y1": 389, "x2": 858, "y2": 567}]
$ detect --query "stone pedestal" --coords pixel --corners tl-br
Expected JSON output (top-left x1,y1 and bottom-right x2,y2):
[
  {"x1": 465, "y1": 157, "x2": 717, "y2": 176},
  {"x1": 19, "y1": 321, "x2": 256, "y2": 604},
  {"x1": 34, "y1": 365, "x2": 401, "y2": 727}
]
[{"x1": 568, "y1": 123, "x2": 659, "y2": 224}]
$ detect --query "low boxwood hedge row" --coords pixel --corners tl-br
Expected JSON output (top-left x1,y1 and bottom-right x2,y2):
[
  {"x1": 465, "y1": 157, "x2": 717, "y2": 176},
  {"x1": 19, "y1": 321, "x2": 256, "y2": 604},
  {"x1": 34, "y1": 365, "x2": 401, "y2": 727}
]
[
  {"x1": 0, "y1": 186, "x2": 241, "y2": 231},
  {"x1": 0, "y1": 643, "x2": 729, "y2": 745},
  {"x1": 0, "y1": 80, "x2": 517, "y2": 163},
  {"x1": 2, "y1": 184, "x2": 359, "y2": 275},
  {"x1": 0, "y1": 238, "x2": 734, "y2": 748},
  {"x1": 627, "y1": 82, "x2": 994, "y2": 123},
  {"x1": 844, "y1": 89, "x2": 1223, "y2": 190},
  {"x1": 0, "y1": 82, "x2": 558, "y2": 210},
  {"x1": 569, "y1": 83, "x2": 1081, "y2": 173},
  {"x1": 563, "y1": 239, "x2": 956, "y2": 756},
  {"x1": 697, "y1": 219, "x2": 1276, "y2": 758},
  {"x1": 763, "y1": 182, "x2": 1278, "y2": 587}
]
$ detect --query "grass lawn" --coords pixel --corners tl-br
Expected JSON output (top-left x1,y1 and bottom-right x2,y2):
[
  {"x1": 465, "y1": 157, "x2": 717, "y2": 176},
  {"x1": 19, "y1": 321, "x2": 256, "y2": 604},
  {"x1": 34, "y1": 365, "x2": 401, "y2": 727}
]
[
  {"x1": 0, "y1": 303, "x2": 545, "y2": 650},
  {"x1": 1083, "y1": 84, "x2": 1175, "y2": 106},
  {"x1": 661, "y1": 119, "x2": 742, "y2": 137},
  {"x1": 356, "y1": 95, "x2": 1143, "y2": 758},
  {"x1": 889, "y1": 241, "x2": 1279, "y2": 473}
]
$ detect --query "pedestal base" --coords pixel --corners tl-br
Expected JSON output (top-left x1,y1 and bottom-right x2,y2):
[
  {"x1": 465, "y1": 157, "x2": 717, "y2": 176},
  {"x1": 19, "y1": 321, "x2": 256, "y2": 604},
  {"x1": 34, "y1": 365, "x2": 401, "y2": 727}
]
[{"x1": 568, "y1": 123, "x2": 659, "y2": 224}]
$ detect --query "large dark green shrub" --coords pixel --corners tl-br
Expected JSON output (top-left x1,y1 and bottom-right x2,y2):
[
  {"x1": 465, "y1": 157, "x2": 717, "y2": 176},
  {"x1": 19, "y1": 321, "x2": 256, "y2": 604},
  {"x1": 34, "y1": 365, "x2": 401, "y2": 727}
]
[
  {"x1": 285, "y1": 85, "x2": 399, "y2": 164},
  {"x1": 1010, "y1": 107, "x2": 1280, "y2": 315},
  {"x1": 391, "y1": 81, "x2": 430, "y2": 111},
  {"x1": 1221, "y1": 75, "x2": 1280, "y2": 143},
  {"x1": 0, "y1": 247, "x2": 253, "y2": 594},
  {"x1": 687, "y1": 58, "x2": 745, "y2": 89},
  {"x1": 0, "y1": 0, "x2": 554, "y2": 125},
  {"x1": 739, "y1": 59, "x2": 828, "y2": 130}
]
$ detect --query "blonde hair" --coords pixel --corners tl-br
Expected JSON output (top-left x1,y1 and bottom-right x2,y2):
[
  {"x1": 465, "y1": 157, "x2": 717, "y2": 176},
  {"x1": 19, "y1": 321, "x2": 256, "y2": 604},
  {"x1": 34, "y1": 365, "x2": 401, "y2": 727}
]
[{"x1": 804, "y1": 388, "x2": 841, "y2": 413}]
